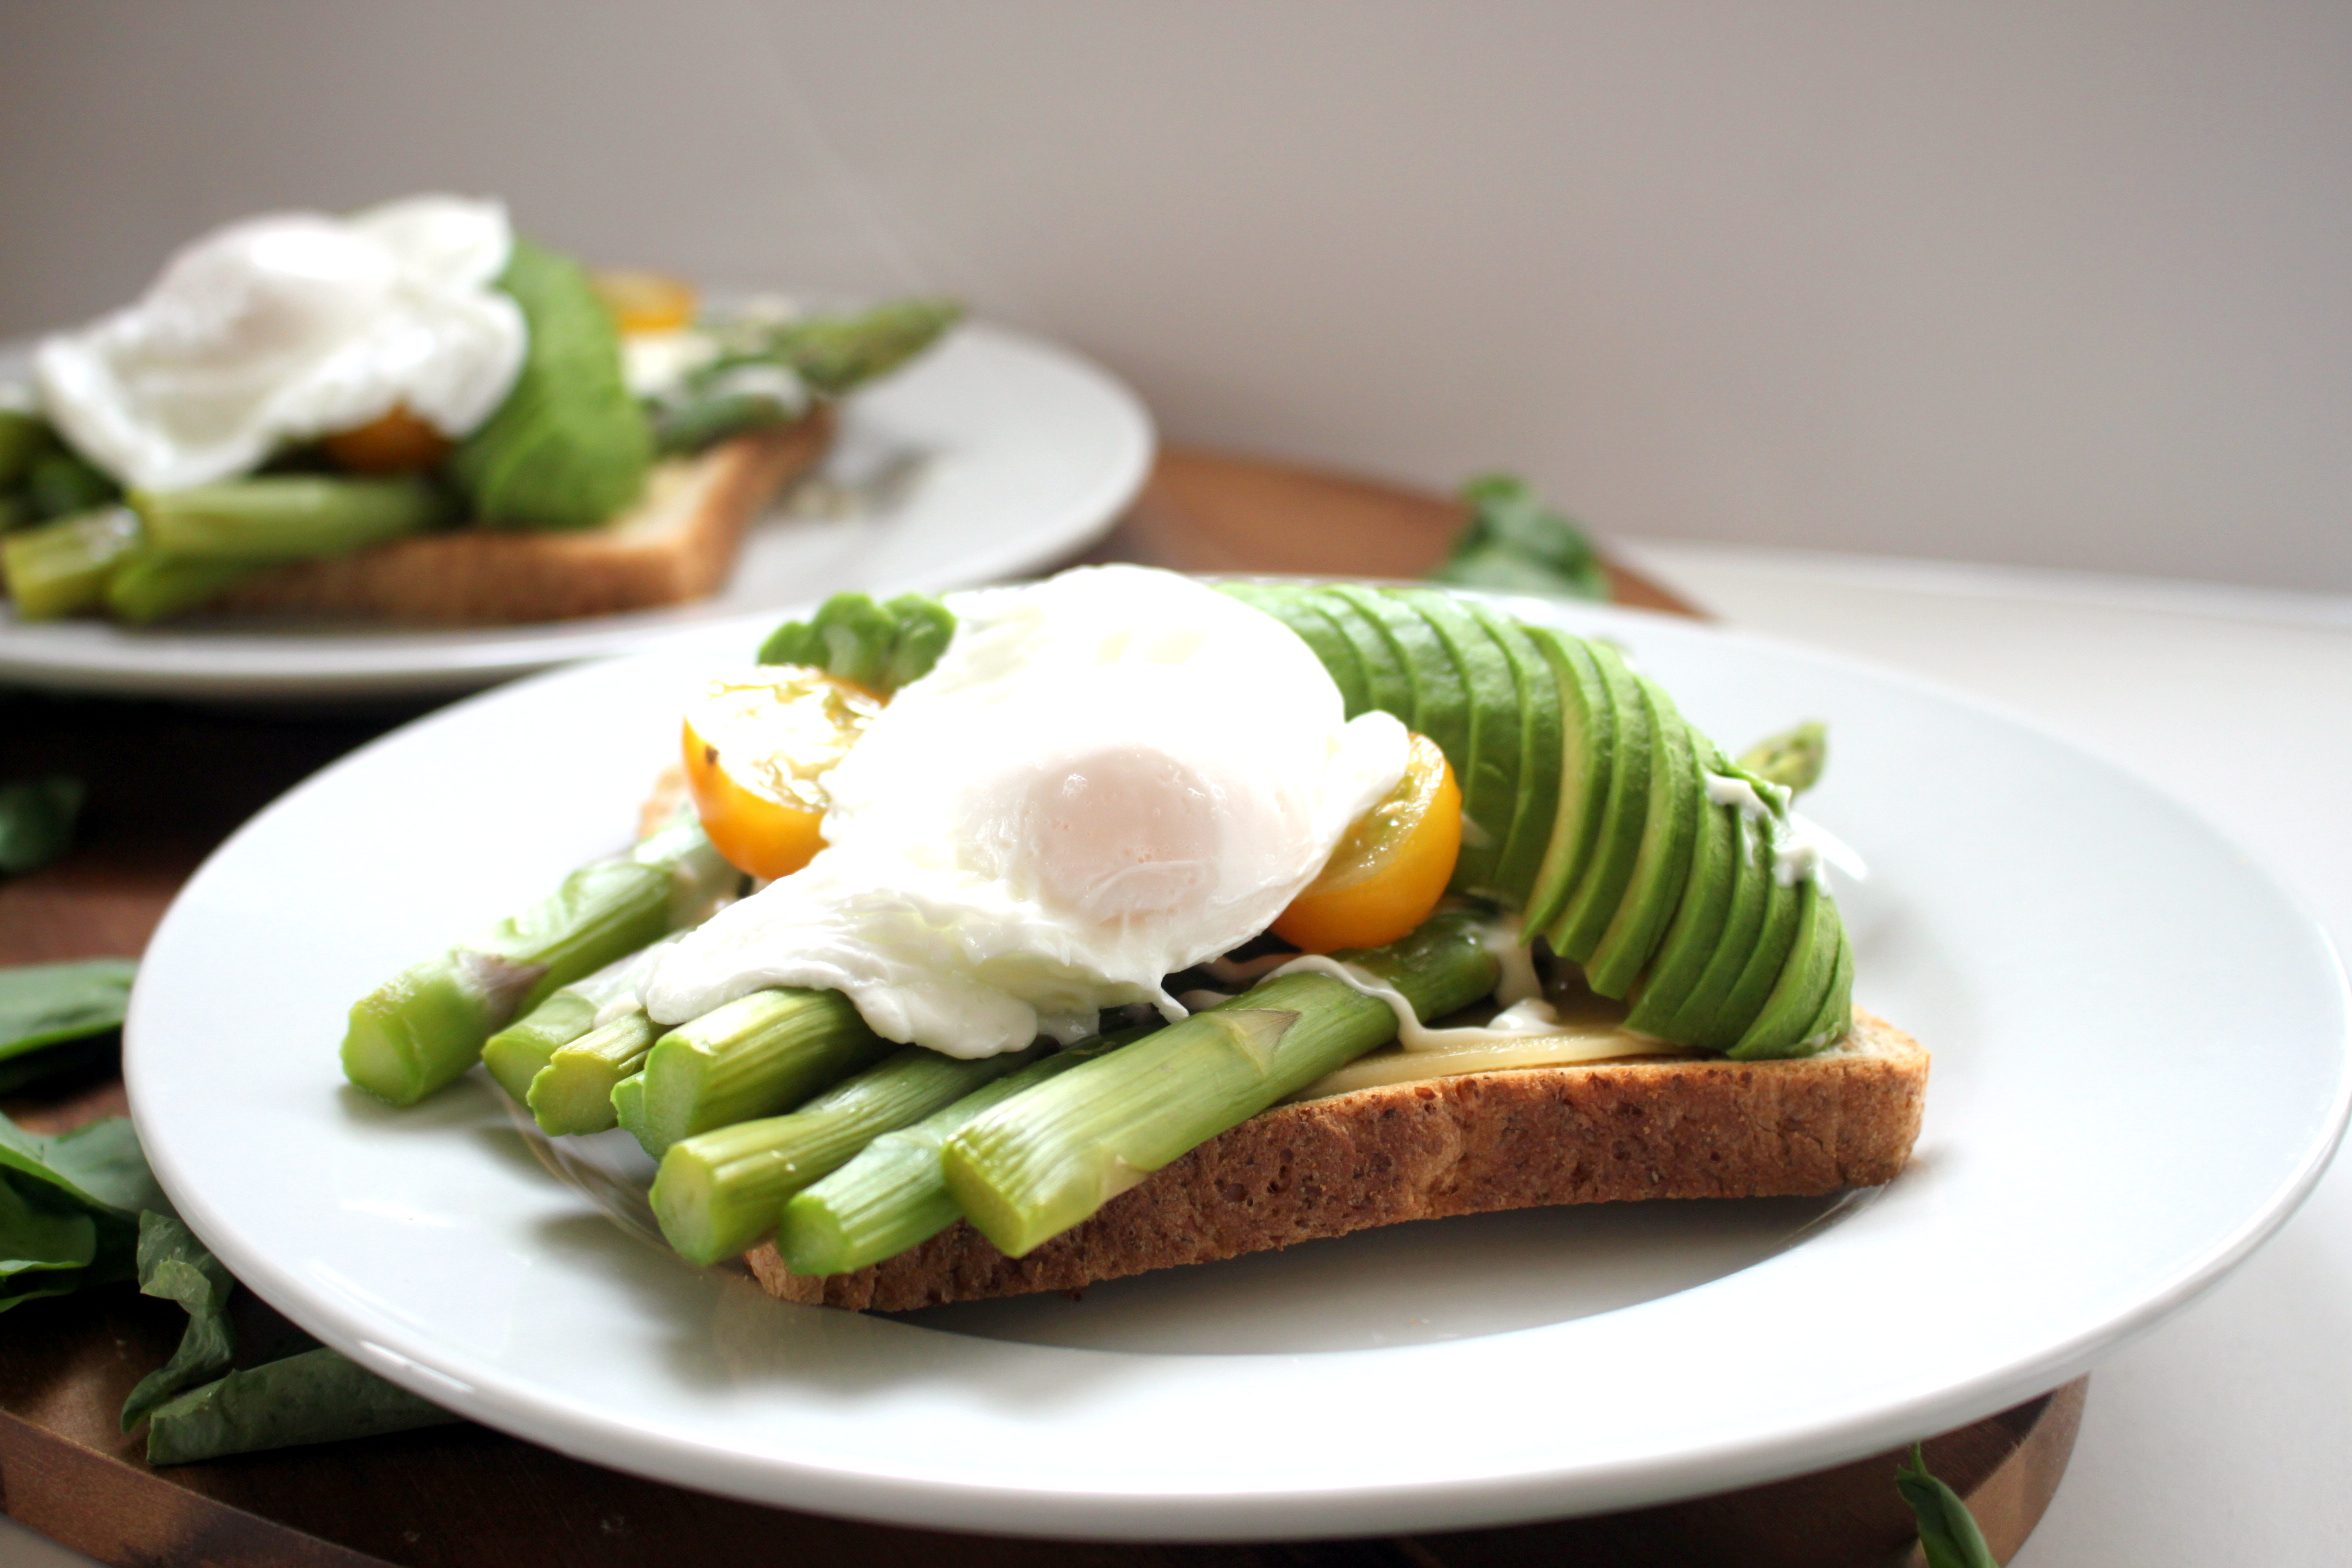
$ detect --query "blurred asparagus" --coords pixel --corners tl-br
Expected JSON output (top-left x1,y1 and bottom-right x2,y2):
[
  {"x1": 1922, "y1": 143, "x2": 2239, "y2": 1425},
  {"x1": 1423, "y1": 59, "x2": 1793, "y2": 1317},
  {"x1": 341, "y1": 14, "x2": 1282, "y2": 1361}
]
[
  {"x1": 133, "y1": 476, "x2": 456, "y2": 560},
  {"x1": 1737, "y1": 721, "x2": 1827, "y2": 798},
  {"x1": 2, "y1": 507, "x2": 141, "y2": 619},
  {"x1": 104, "y1": 555, "x2": 263, "y2": 624},
  {"x1": 341, "y1": 820, "x2": 735, "y2": 1107},
  {"x1": 653, "y1": 1041, "x2": 1047, "y2": 1266},
  {"x1": 942, "y1": 912, "x2": 1500, "y2": 1258}
]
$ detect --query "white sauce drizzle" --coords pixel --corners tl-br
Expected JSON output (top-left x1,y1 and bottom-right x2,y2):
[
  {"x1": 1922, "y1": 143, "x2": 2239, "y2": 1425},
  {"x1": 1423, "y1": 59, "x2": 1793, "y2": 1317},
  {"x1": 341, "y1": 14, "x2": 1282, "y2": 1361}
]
[{"x1": 1701, "y1": 770, "x2": 1869, "y2": 888}]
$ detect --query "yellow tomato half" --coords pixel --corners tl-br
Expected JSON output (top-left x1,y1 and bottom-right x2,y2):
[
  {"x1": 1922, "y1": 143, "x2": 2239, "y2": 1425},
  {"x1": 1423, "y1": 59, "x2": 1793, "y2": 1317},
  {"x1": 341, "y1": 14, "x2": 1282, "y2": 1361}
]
[
  {"x1": 320, "y1": 406, "x2": 452, "y2": 473},
  {"x1": 593, "y1": 269, "x2": 699, "y2": 336},
  {"x1": 683, "y1": 668, "x2": 882, "y2": 880},
  {"x1": 1273, "y1": 732, "x2": 1463, "y2": 954}
]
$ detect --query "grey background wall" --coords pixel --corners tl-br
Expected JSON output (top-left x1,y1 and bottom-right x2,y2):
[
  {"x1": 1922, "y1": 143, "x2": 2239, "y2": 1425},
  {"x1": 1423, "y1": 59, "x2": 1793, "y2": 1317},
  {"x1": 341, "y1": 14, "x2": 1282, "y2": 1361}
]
[{"x1": 3, "y1": 0, "x2": 2345, "y2": 590}]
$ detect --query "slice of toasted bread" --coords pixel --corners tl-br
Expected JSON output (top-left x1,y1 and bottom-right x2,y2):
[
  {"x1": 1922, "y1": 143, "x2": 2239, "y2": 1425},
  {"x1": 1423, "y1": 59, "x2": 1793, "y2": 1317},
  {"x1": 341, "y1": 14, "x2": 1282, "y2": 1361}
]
[
  {"x1": 213, "y1": 407, "x2": 835, "y2": 625},
  {"x1": 745, "y1": 1009, "x2": 1926, "y2": 1311}
]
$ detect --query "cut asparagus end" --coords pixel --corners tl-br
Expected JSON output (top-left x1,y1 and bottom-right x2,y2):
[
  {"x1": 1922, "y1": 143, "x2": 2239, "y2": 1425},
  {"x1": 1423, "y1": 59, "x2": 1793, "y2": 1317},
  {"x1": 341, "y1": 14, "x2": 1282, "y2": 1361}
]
[
  {"x1": 775, "y1": 1138, "x2": 961, "y2": 1276},
  {"x1": 653, "y1": 1042, "x2": 1041, "y2": 1263},
  {"x1": 482, "y1": 991, "x2": 599, "y2": 1103},
  {"x1": 528, "y1": 1012, "x2": 658, "y2": 1135},
  {"x1": 340, "y1": 959, "x2": 519, "y2": 1107},
  {"x1": 776, "y1": 1028, "x2": 1146, "y2": 1276},
  {"x1": 623, "y1": 987, "x2": 887, "y2": 1158}
]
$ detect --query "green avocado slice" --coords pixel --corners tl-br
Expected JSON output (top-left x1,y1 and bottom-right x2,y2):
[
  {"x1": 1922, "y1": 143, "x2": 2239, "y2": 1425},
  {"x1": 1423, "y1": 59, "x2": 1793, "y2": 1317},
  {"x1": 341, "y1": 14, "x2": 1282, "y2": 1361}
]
[
  {"x1": 1522, "y1": 628, "x2": 1616, "y2": 937},
  {"x1": 1701, "y1": 860, "x2": 1810, "y2": 1052},
  {"x1": 1544, "y1": 640, "x2": 1651, "y2": 964},
  {"x1": 1790, "y1": 924, "x2": 1855, "y2": 1056},
  {"x1": 1623, "y1": 754, "x2": 1741, "y2": 1035},
  {"x1": 1584, "y1": 678, "x2": 1699, "y2": 997},
  {"x1": 1661, "y1": 805, "x2": 1776, "y2": 1042},
  {"x1": 1461, "y1": 598, "x2": 1562, "y2": 911},
  {"x1": 1222, "y1": 584, "x2": 1370, "y2": 717},
  {"x1": 1381, "y1": 588, "x2": 1510, "y2": 896},
  {"x1": 1308, "y1": 587, "x2": 1411, "y2": 724},
  {"x1": 1731, "y1": 875, "x2": 1844, "y2": 1058},
  {"x1": 1333, "y1": 585, "x2": 1469, "y2": 769}
]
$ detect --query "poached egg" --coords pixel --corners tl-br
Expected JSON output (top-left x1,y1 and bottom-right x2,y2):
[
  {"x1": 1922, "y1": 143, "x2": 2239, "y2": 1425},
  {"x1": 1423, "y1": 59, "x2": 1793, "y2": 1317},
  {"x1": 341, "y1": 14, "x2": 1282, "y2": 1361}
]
[
  {"x1": 34, "y1": 195, "x2": 526, "y2": 492},
  {"x1": 644, "y1": 565, "x2": 1410, "y2": 1058}
]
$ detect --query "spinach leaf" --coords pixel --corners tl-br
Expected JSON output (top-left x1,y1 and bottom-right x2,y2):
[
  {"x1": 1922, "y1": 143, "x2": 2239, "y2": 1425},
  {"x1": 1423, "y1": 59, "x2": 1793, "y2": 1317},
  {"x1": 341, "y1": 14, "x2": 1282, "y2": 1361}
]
[
  {"x1": 121, "y1": 1212, "x2": 238, "y2": 1430},
  {"x1": 0, "y1": 776, "x2": 85, "y2": 876},
  {"x1": 147, "y1": 1345, "x2": 460, "y2": 1465},
  {"x1": 0, "y1": 957, "x2": 135, "y2": 1060},
  {"x1": 1897, "y1": 1443, "x2": 2000, "y2": 1568},
  {"x1": 1430, "y1": 474, "x2": 1611, "y2": 601},
  {"x1": 0, "y1": 1111, "x2": 166, "y2": 1219},
  {"x1": 757, "y1": 590, "x2": 956, "y2": 695},
  {"x1": 0, "y1": 1177, "x2": 97, "y2": 1293}
]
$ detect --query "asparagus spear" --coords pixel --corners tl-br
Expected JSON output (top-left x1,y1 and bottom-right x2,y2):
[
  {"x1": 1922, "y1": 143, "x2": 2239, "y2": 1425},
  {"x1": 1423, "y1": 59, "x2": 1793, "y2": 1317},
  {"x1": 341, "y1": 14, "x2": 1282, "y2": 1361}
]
[
  {"x1": 778, "y1": 1028, "x2": 1144, "y2": 1276},
  {"x1": 710, "y1": 299, "x2": 961, "y2": 399},
  {"x1": 105, "y1": 554, "x2": 263, "y2": 623},
  {"x1": 341, "y1": 820, "x2": 735, "y2": 1107},
  {"x1": 1, "y1": 507, "x2": 141, "y2": 619},
  {"x1": 648, "y1": 387, "x2": 799, "y2": 457},
  {"x1": 653, "y1": 1041, "x2": 1048, "y2": 1266},
  {"x1": 1737, "y1": 721, "x2": 1827, "y2": 797},
  {"x1": 526, "y1": 1009, "x2": 658, "y2": 1135},
  {"x1": 132, "y1": 476, "x2": 457, "y2": 560},
  {"x1": 942, "y1": 912, "x2": 1500, "y2": 1258},
  {"x1": 614, "y1": 986, "x2": 892, "y2": 1158},
  {"x1": 481, "y1": 934, "x2": 683, "y2": 1103}
]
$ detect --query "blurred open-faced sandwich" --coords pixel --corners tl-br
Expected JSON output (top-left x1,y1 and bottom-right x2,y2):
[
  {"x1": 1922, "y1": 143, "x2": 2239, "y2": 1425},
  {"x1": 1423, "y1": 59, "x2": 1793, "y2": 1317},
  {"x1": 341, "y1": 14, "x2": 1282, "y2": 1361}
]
[{"x1": 0, "y1": 195, "x2": 956, "y2": 625}]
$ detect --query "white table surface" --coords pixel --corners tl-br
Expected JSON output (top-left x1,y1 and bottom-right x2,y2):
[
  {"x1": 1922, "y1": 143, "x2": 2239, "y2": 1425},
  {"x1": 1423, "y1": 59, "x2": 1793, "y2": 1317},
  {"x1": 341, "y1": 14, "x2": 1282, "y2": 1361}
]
[{"x1": 6, "y1": 543, "x2": 2346, "y2": 1566}]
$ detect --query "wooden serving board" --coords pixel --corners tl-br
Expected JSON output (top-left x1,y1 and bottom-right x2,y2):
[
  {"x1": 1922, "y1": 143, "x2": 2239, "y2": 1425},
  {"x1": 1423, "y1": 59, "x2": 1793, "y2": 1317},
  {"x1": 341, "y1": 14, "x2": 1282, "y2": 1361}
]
[{"x1": 0, "y1": 448, "x2": 2081, "y2": 1567}]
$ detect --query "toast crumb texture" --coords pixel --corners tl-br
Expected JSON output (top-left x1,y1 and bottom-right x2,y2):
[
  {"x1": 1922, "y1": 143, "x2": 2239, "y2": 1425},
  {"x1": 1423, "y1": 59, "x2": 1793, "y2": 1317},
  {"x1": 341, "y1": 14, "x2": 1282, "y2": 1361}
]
[
  {"x1": 214, "y1": 408, "x2": 834, "y2": 624},
  {"x1": 747, "y1": 1008, "x2": 1928, "y2": 1311}
]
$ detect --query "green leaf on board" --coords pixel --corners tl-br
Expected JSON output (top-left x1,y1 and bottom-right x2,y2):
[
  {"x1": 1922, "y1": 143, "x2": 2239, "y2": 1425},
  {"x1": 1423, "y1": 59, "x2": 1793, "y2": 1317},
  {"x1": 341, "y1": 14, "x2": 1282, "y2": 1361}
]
[
  {"x1": 0, "y1": 957, "x2": 136, "y2": 1062},
  {"x1": 0, "y1": 776, "x2": 86, "y2": 876},
  {"x1": 121, "y1": 1212, "x2": 238, "y2": 1430},
  {"x1": 147, "y1": 1346, "x2": 460, "y2": 1466},
  {"x1": 1429, "y1": 473, "x2": 1611, "y2": 601},
  {"x1": 1897, "y1": 1443, "x2": 2000, "y2": 1568}
]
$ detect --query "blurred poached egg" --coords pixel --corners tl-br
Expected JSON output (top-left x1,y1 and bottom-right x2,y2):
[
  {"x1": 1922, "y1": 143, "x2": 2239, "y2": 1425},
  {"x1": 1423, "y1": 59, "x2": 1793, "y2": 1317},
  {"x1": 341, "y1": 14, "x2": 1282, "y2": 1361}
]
[
  {"x1": 34, "y1": 194, "x2": 526, "y2": 491},
  {"x1": 645, "y1": 565, "x2": 1409, "y2": 1058}
]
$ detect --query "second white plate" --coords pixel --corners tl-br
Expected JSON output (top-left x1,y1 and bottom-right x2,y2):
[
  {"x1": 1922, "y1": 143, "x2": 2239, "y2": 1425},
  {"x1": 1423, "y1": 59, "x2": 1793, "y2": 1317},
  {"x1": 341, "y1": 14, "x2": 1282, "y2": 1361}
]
[
  {"x1": 0, "y1": 319, "x2": 1152, "y2": 700},
  {"x1": 125, "y1": 593, "x2": 2349, "y2": 1538}
]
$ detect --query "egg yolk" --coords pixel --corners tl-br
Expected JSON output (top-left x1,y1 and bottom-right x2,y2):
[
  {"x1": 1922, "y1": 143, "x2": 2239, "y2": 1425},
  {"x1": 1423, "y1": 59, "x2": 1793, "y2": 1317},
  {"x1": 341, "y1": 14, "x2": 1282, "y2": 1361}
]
[
  {"x1": 320, "y1": 405, "x2": 452, "y2": 473},
  {"x1": 594, "y1": 270, "x2": 699, "y2": 336},
  {"x1": 1272, "y1": 732, "x2": 1461, "y2": 953},
  {"x1": 683, "y1": 669, "x2": 882, "y2": 880}
]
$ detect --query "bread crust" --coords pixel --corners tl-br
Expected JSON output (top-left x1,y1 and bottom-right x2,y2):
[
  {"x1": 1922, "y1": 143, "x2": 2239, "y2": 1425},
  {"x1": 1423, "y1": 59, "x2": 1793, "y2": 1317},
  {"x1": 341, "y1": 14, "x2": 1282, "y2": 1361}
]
[
  {"x1": 746, "y1": 1008, "x2": 1927, "y2": 1311},
  {"x1": 213, "y1": 408, "x2": 835, "y2": 625}
]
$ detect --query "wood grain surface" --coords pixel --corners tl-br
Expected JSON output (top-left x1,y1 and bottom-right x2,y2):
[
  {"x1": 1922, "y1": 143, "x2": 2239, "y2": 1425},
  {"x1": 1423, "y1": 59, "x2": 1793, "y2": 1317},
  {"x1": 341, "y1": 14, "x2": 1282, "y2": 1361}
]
[{"x1": 0, "y1": 448, "x2": 2078, "y2": 1567}]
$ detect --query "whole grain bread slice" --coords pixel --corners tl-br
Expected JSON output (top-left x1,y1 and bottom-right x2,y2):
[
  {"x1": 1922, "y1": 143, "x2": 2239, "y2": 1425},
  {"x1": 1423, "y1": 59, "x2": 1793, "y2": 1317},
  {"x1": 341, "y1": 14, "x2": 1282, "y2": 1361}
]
[
  {"x1": 746, "y1": 1007, "x2": 1927, "y2": 1311},
  {"x1": 213, "y1": 407, "x2": 834, "y2": 625}
]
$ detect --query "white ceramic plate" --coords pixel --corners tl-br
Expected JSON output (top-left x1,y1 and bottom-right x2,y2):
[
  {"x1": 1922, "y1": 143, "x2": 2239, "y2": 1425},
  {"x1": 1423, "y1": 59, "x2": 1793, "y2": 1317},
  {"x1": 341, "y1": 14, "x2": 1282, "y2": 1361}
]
[
  {"x1": 126, "y1": 592, "x2": 2350, "y2": 1539},
  {"x1": 0, "y1": 322, "x2": 1151, "y2": 700}
]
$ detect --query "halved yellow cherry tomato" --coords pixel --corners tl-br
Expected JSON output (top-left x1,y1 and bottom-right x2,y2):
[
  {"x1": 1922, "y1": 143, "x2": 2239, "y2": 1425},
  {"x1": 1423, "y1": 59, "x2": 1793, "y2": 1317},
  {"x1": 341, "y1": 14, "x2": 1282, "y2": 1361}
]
[
  {"x1": 683, "y1": 668, "x2": 882, "y2": 880},
  {"x1": 1273, "y1": 732, "x2": 1462, "y2": 954},
  {"x1": 593, "y1": 269, "x2": 699, "y2": 336},
  {"x1": 320, "y1": 405, "x2": 452, "y2": 473}
]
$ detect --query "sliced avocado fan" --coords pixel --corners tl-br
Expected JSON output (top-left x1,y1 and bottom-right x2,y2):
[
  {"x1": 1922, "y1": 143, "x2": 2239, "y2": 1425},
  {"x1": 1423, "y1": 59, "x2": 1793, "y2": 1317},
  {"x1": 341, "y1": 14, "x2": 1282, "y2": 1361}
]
[{"x1": 1224, "y1": 582, "x2": 1854, "y2": 1059}]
